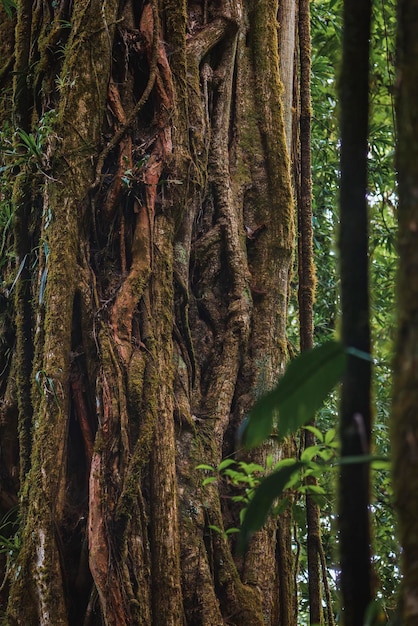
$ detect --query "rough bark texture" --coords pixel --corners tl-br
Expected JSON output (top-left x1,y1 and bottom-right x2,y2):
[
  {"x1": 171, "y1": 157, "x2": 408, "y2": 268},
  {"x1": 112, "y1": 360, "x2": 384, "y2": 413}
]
[
  {"x1": 393, "y1": 1, "x2": 418, "y2": 624},
  {"x1": 0, "y1": 0, "x2": 296, "y2": 624},
  {"x1": 296, "y1": 1, "x2": 323, "y2": 624}
]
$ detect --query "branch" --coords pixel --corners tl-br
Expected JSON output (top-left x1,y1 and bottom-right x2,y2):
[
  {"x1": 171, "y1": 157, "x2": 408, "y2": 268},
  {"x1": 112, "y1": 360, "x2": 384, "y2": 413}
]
[
  {"x1": 186, "y1": 17, "x2": 234, "y2": 63},
  {"x1": 91, "y1": 0, "x2": 159, "y2": 190}
]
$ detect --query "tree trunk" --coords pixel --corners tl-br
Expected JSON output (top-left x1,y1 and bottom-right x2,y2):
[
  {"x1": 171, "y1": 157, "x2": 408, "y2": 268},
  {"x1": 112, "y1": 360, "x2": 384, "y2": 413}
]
[
  {"x1": 338, "y1": 0, "x2": 373, "y2": 623},
  {"x1": 393, "y1": 0, "x2": 418, "y2": 623},
  {"x1": 297, "y1": 1, "x2": 323, "y2": 624},
  {"x1": 0, "y1": 1, "x2": 296, "y2": 624}
]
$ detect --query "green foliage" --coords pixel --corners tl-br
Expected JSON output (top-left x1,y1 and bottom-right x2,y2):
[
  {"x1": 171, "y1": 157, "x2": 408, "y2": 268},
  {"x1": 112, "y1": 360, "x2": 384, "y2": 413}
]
[
  {"x1": 240, "y1": 340, "x2": 346, "y2": 448},
  {"x1": 197, "y1": 458, "x2": 266, "y2": 520},
  {"x1": 0, "y1": 111, "x2": 58, "y2": 284},
  {"x1": 1, "y1": 0, "x2": 16, "y2": 18},
  {"x1": 308, "y1": 0, "x2": 398, "y2": 617},
  {"x1": 198, "y1": 427, "x2": 341, "y2": 548},
  {"x1": 198, "y1": 418, "x2": 390, "y2": 558},
  {"x1": 34, "y1": 368, "x2": 61, "y2": 405},
  {"x1": 0, "y1": 507, "x2": 21, "y2": 593},
  {"x1": 0, "y1": 200, "x2": 14, "y2": 272},
  {"x1": 238, "y1": 424, "x2": 388, "y2": 554},
  {"x1": 7, "y1": 110, "x2": 58, "y2": 173},
  {"x1": 310, "y1": 0, "x2": 342, "y2": 344},
  {"x1": 0, "y1": 509, "x2": 20, "y2": 558},
  {"x1": 368, "y1": 0, "x2": 398, "y2": 611},
  {"x1": 0, "y1": 123, "x2": 16, "y2": 273},
  {"x1": 238, "y1": 462, "x2": 303, "y2": 552}
]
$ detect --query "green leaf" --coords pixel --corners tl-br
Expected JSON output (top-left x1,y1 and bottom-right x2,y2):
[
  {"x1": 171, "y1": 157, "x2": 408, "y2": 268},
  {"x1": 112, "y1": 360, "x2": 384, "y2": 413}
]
[
  {"x1": 238, "y1": 462, "x2": 302, "y2": 553},
  {"x1": 304, "y1": 425, "x2": 324, "y2": 442},
  {"x1": 266, "y1": 454, "x2": 274, "y2": 469},
  {"x1": 242, "y1": 341, "x2": 346, "y2": 448},
  {"x1": 8, "y1": 254, "x2": 27, "y2": 297},
  {"x1": 1, "y1": 0, "x2": 16, "y2": 19},
  {"x1": 207, "y1": 525, "x2": 222, "y2": 534},
  {"x1": 237, "y1": 462, "x2": 265, "y2": 474},
  {"x1": 195, "y1": 464, "x2": 215, "y2": 471},
  {"x1": 324, "y1": 427, "x2": 337, "y2": 445},
  {"x1": 239, "y1": 507, "x2": 247, "y2": 525},
  {"x1": 334, "y1": 454, "x2": 388, "y2": 467},
  {"x1": 346, "y1": 346, "x2": 374, "y2": 362},
  {"x1": 301, "y1": 445, "x2": 322, "y2": 462},
  {"x1": 232, "y1": 495, "x2": 247, "y2": 503},
  {"x1": 371, "y1": 458, "x2": 391, "y2": 471},
  {"x1": 298, "y1": 484, "x2": 326, "y2": 496},
  {"x1": 317, "y1": 448, "x2": 335, "y2": 462},
  {"x1": 202, "y1": 477, "x2": 217, "y2": 486},
  {"x1": 273, "y1": 457, "x2": 300, "y2": 471},
  {"x1": 223, "y1": 469, "x2": 250, "y2": 483},
  {"x1": 218, "y1": 458, "x2": 236, "y2": 471}
]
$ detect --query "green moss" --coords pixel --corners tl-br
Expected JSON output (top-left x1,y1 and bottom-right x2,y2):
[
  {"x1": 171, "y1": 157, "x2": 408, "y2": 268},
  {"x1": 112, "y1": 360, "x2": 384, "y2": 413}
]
[
  {"x1": 8, "y1": 0, "x2": 123, "y2": 619},
  {"x1": 247, "y1": 0, "x2": 294, "y2": 251},
  {"x1": 116, "y1": 347, "x2": 159, "y2": 524},
  {"x1": 163, "y1": 0, "x2": 188, "y2": 121},
  {"x1": 13, "y1": 0, "x2": 34, "y2": 128},
  {"x1": 127, "y1": 350, "x2": 146, "y2": 421}
]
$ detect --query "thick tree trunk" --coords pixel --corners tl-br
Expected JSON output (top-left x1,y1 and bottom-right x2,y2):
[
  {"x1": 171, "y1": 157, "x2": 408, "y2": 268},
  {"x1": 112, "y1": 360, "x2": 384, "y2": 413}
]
[{"x1": 0, "y1": 1, "x2": 296, "y2": 624}]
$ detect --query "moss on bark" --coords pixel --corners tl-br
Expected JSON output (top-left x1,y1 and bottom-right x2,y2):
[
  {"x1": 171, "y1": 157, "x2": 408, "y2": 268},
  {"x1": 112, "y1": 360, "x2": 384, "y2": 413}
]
[{"x1": 3, "y1": 0, "x2": 298, "y2": 624}]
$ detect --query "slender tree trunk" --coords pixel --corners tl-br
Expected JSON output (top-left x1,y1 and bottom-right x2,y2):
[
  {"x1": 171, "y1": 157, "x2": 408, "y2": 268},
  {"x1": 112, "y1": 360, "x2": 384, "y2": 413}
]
[
  {"x1": 338, "y1": 0, "x2": 373, "y2": 623},
  {"x1": 393, "y1": 1, "x2": 418, "y2": 624},
  {"x1": 0, "y1": 1, "x2": 298, "y2": 624},
  {"x1": 297, "y1": 2, "x2": 323, "y2": 624}
]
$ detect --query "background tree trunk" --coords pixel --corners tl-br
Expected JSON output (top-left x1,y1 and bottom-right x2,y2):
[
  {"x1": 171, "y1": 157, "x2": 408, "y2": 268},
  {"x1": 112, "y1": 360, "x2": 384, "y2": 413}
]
[
  {"x1": 338, "y1": 0, "x2": 374, "y2": 626},
  {"x1": 0, "y1": 0, "x2": 297, "y2": 624},
  {"x1": 338, "y1": 0, "x2": 373, "y2": 623},
  {"x1": 393, "y1": 0, "x2": 418, "y2": 623}
]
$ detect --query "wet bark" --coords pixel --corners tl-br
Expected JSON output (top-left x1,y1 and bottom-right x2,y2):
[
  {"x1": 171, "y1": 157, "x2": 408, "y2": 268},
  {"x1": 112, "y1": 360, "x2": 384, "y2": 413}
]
[{"x1": 0, "y1": 0, "x2": 296, "y2": 624}]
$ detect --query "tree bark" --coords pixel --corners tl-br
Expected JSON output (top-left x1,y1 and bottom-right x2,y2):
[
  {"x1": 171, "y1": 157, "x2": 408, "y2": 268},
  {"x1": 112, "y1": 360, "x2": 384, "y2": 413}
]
[
  {"x1": 0, "y1": 1, "x2": 297, "y2": 624},
  {"x1": 393, "y1": 1, "x2": 418, "y2": 624},
  {"x1": 338, "y1": 0, "x2": 373, "y2": 623},
  {"x1": 278, "y1": 0, "x2": 297, "y2": 154},
  {"x1": 297, "y1": 1, "x2": 323, "y2": 624}
]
